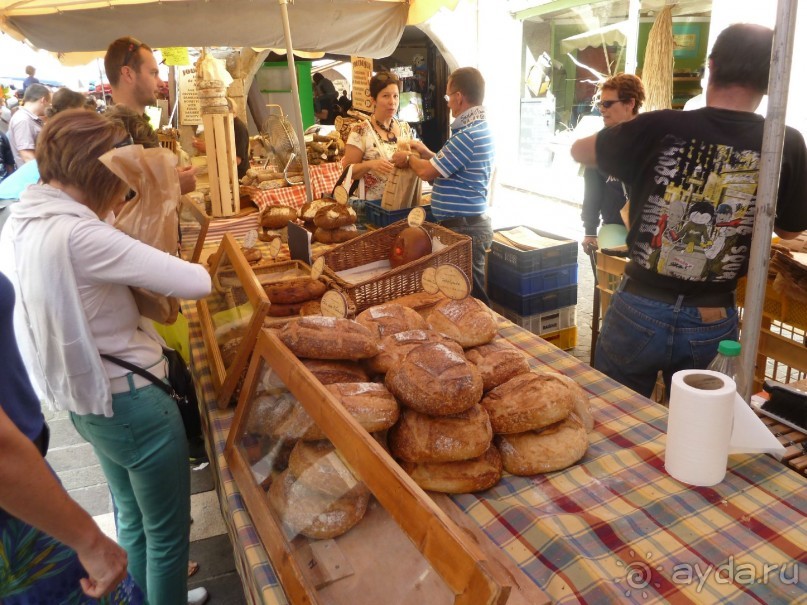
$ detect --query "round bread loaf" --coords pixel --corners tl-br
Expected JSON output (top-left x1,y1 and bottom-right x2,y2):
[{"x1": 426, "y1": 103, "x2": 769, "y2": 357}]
[
  {"x1": 553, "y1": 373, "x2": 594, "y2": 432},
  {"x1": 399, "y1": 445, "x2": 502, "y2": 493},
  {"x1": 313, "y1": 203, "x2": 357, "y2": 229},
  {"x1": 496, "y1": 414, "x2": 588, "y2": 475},
  {"x1": 356, "y1": 303, "x2": 428, "y2": 340},
  {"x1": 302, "y1": 359, "x2": 369, "y2": 384},
  {"x1": 278, "y1": 317, "x2": 378, "y2": 360},
  {"x1": 385, "y1": 342, "x2": 483, "y2": 415},
  {"x1": 427, "y1": 297, "x2": 498, "y2": 348},
  {"x1": 264, "y1": 278, "x2": 326, "y2": 305},
  {"x1": 465, "y1": 339, "x2": 531, "y2": 392},
  {"x1": 314, "y1": 225, "x2": 360, "y2": 244},
  {"x1": 288, "y1": 440, "x2": 362, "y2": 498},
  {"x1": 368, "y1": 329, "x2": 463, "y2": 375},
  {"x1": 268, "y1": 468, "x2": 370, "y2": 539},
  {"x1": 260, "y1": 205, "x2": 299, "y2": 229},
  {"x1": 388, "y1": 404, "x2": 492, "y2": 463},
  {"x1": 481, "y1": 371, "x2": 574, "y2": 434}
]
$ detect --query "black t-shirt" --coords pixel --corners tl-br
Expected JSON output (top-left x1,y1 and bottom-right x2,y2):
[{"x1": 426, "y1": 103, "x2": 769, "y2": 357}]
[{"x1": 597, "y1": 107, "x2": 807, "y2": 295}]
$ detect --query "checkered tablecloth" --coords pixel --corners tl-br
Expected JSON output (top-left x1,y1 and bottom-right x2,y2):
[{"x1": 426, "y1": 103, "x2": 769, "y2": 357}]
[{"x1": 182, "y1": 302, "x2": 807, "y2": 605}]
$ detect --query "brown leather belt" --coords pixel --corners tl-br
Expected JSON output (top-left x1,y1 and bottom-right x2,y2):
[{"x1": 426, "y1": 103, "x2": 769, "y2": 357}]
[{"x1": 621, "y1": 277, "x2": 735, "y2": 308}]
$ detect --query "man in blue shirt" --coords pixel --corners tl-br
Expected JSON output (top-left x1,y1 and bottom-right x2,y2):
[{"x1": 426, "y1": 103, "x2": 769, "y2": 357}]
[{"x1": 393, "y1": 67, "x2": 494, "y2": 303}]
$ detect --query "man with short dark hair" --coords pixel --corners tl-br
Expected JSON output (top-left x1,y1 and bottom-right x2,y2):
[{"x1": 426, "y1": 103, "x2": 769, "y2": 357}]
[
  {"x1": 7, "y1": 83, "x2": 50, "y2": 168},
  {"x1": 392, "y1": 67, "x2": 494, "y2": 303},
  {"x1": 571, "y1": 23, "x2": 807, "y2": 397}
]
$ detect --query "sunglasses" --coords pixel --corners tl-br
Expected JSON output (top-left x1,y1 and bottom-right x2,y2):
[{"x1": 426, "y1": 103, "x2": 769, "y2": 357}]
[
  {"x1": 598, "y1": 98, "x2": 628, "y2": 109},
  {"x1": 121, "y1": 39, "x2": 143, "y2": 69}
]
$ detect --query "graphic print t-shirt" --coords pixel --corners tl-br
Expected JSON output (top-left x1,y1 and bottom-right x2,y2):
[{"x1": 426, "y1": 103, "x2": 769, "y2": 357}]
[{"x1": 597, "y1": 108, "x2": 807, "y2": 295}]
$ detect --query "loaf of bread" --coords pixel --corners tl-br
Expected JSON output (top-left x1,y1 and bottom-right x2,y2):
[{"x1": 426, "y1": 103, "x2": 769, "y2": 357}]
[
  {"x1": 314, "y1": 225, "x2": 360, "y2": 244},
  {"x1": 368, "y1": 329, "x2": 464, "y2": 375},
  {"x1": 553, "y1": 373, "x2": 594, "y2": 432},
  {"x1": 386, "y1": 342, "x2": 483, "y2": 416},
  {"x1": 356, "y1": 303, "x2": 427, "y2": 340},
  {"x1": 465, "y1": 339, "x2": 531, "y2": 392},
  {"x1": 481, "y1": 371, "x2": 574, "y2": 434},
  {"x1": 260, "y1": 205, "x2": 299, "y2": 229},
  {"x1": 288, "y1": 440, "x2": 362, "y2": 498},
  {"x1": 388, "y1": 404, "x2": 492, "y2": 463},
  {"x1": 427, "y1": 297, "x2": 498, "y2": 348},
  {"x1": 399, "y1": 445, "x2": 502, "y2": 494},
  {"x1": 496, "y1": 414, "x2": 588, "y2": 475},
  {"x1": 268, "y1": 468, "x2": 370, "y2": 539},
  {"x1": 302, "y1": 359, "x2": 369, "y2": 384},
  {"x1": 264, "y1": 278, "x2": 326, "y2": 305},
  {"x1": 278, "y1": 317, "x2": 378, "y2": 360},
  {"x1": 313, "y1": 203, "x2": 357, "y2": 229}
]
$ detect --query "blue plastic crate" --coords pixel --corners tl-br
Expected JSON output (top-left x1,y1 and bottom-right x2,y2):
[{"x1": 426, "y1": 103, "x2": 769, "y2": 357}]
[
  {"x1": 490, "y1": 227, "x2": 577, "y2": 273},
  {"x1": 489, "y1": 283, "x2": 578, "y2": 316},
  {"x1": 363, "y1": 200, "x2": 434, "y2": 228},
  {"x1": 487, "y1": 262, "x2": 578, "y2": 297}
]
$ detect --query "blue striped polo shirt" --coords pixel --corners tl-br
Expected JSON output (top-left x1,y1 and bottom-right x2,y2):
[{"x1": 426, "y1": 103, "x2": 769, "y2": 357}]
[{"x1": 429, "y1": 106, "x2": 494, "y2": 221}]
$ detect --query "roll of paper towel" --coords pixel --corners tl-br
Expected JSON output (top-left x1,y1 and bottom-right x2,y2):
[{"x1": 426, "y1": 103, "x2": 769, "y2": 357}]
[{"x1": 665, "y1": 369, "x2": 785, "y2": 486}]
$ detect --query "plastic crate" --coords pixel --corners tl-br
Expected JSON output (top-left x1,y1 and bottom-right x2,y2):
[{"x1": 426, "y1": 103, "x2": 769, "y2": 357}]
[
  {"x1": 491, "y1": 303, "x2": 576, "y2": 335},
  {"x1": 490, "y1": 227, "x2": 577, "y2": 273},
  {"x1": 540, "y1": 326, "x2": 578, "y2": 351},
  {"x1": 364, "y1": 200, "x2": 434, "y2": 228},
  {"x1": 489, "y1": 282, "x2": 578, "y2": 316},
  {"x1": 487, "y1": 262, "x2": 578, "y2": 297}
]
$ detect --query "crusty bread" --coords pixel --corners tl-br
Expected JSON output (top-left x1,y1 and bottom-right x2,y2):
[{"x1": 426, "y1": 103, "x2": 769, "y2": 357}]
[
  {"x1": 356, "y1": 303, "x2": 428, "y2": 340},
  {"x1": 260, "y1": 205, "x2": 298, "y2": 229},
  {"x1": 278, "y1": 317, "x2": 378, "y2": 360},
  {"x1": 368, "y1": 329, "x2": 463, "y2": 375},
  {"x1": 388, "y1": 404, "x2": 492, "y2": 463},
  {"x1": 496, "y1": 414, "x2": 588, "y2": 475},
  {"x1": 385, "y1": 342, "x2": 483, "y2": 416},
  {"x1": 481, "y1": 371, "x2": 574, "y2": 434},
  {"x1": 288, "y1": 440, "x2": 362, "y2": 498},
  {"x1": 302, "y1": 359, "x2": 369, "y2": 385},
  {"x1": 465, "y1": 339, "x2": 531, "y2": 392},
  {"x1": 553, "y1": 373, "x2": 595, "y2": 432},
  {"x1": 264, "y1": 278, "x2": 326, "y2": 305},
  {"x1": 268, "y1": 468, "x2": 369, "y2": 539},
  {"x1": 399, "y1": 445, "x2": 502, "y2": 494},
  {"x1": 427, "y1": 297, "x2": 498, "y2": 348}
]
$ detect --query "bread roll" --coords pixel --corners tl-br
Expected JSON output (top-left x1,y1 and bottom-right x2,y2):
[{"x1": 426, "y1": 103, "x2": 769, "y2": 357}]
[
  {"x1": 496, "y1": 414, "x2": 588, "y2": 475},
  {"x1": 260, "y1": 205, "x2": 298, "y2": 229},
  {"x1": 481, "y1": 371, "x2": 574, "y2": 434},
  {"x1": 388, "y1": 404, "x2": 492, "y2": 463},
  {"x1": 553, "y1": 373, "x2": 594, "y2": 432},
  {"x1": 368, "y1": 329, "x2": 463, "y2": 375},
  {"x1": 302, "y1": 359, "x2": 369, "y2": 384},
  {"x1": 288, "y1": 440, "x2": 362, "y2": 498},
  {"x1": 400, "y1": 445, "x2": 502, "y2": 494},
  {"x1": 356, "y1": 303, "x2": 427, "y2": 340},
  {"x1": 427, "y1": 297, "x2": 498, "y2": 348},
  {"x1": 268, "y1": 468, "x2": 369, "y2": 539},
  {"x1": 313, "y1": 203, "x2": 357, "y2": 229},
  {"x1": 386, "y1": 342, "x2": 483, "y2": 416},
  {"x1": 278, "y1": 317, "x2": 378, "y2": 360},
  {"x1": 264, "y1": 278, "x2": 326, "y2": 305},
  {"x1": 465, "y1": 339, "x2": 531, "y2": 392}
]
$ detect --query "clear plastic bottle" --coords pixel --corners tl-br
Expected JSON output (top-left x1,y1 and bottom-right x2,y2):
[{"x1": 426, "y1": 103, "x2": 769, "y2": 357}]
[{"x1": 706, "y1": 340, "x2": 748, "y2": 401}]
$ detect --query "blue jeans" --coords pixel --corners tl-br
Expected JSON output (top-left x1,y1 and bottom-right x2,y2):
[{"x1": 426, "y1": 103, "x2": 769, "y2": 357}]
[
  {"x1": 71, "y1": 383, "x2": 190, "y2": 605},
  {"x1": 444, "y1": 218, "x2": 493, "y2": 305},
  {"x1": 594, "y1": 287, "x2": 738, "y2": 398}
]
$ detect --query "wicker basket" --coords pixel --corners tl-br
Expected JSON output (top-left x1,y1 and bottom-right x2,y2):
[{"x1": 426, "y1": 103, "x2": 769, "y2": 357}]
[{"x1": 321, "y1": 220, "x2": 472, "y2": 311}]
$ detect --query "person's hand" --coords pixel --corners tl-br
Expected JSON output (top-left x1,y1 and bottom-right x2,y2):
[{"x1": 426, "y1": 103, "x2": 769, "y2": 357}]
[
  {"x1": 76, "y1": 532, "x2": 128, "y2": 599},
  {"x1": 177, "y1": 165, "x2": 198, "y2": 195},
  {"x1": 192, "y1": 137, "x2": 206, "y2": 154},
  {"x1": 370, "y1": 159, "x2": 395, "y2": 174},
  {"x1": 582, "y1": 236, "x2": 599, "y2": 254}
]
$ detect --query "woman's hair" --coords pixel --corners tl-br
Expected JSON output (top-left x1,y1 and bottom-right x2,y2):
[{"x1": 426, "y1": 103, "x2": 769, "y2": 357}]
[
  {"x1": 37, "y1": 109, "x2": 130, "y2": 216},
  {"x1": 370, "y1": 72, "x2": 400, "y2": 99},
  {"x1": 46, "y1": 88, "x2": 87, "y2": 118},
  {"x1": 600, "y1": 73, "x2": 646, "y2": 114},
  {"x1": 448, "y1": 67, "x2": 485, "y2": 106}
]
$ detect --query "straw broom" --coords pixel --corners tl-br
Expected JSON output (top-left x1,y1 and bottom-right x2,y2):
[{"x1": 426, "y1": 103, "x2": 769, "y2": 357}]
[{"x1": 643, "y1": 5, "x2": 675, "y2": 111}]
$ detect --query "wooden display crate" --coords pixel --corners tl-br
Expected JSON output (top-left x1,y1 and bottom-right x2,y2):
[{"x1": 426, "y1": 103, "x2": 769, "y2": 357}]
[{"x1": 225, "y1": 329, "x2": 549, "y2": 605}]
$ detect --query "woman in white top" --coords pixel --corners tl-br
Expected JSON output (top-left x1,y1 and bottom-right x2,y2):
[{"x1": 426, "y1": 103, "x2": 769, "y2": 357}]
[
  {"x1": 0, "y1": 109, "x2": 212, "y2": 605},
  {"x1": 342, "y1": 72, "x2": 414, "y2": 200}
]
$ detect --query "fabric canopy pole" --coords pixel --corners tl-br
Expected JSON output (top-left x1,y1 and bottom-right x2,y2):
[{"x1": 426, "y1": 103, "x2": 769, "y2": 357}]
[
  {"x1": 739, "y1": 0, "x2": 798, "y2": 400},
  {"x1": 278, "y1": 0, "x2": 313, "y2": 202}
]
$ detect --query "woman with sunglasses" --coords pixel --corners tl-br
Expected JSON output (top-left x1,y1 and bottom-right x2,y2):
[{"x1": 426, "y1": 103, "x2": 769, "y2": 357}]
[
  {"x1": 0, "y1": 109, "x2": 211, "y2": 604},
  {"x1": 580, "y1": 73, "x2": 645, "y2": 255},
  {"x1": 342, "y1": 71, "x2": 415, "y2": 200}
]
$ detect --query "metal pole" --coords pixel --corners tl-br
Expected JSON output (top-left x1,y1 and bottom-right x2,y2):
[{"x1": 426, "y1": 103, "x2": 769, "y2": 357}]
[
  {"x1": 278, "y1": 0, "x2": 314, "y2": 202},
  {"x1": 739, "y1": 0, "x2": 798, "y2": 401}
]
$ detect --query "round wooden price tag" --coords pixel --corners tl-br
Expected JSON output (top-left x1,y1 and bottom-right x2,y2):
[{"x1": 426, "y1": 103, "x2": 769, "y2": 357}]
[
  {"x1": 435, "y1": 264, "x2": 470, "y2": 300},
  {"x1": 421, "y1": 267, "x2": 439, "y2": 294},
  {"x1": 333, "y1": 186, "x2": 349, "y2": 205},
  {"x1": 407, "y1": 207, "x2": 426, "y2": 227},
  {"x1": 311, "y1": 256, "x2": 325, "y2": 280},
  {"x1": 243, "y1": 229, "x2": 258, "y2": 250},
  {"x1": 269, "y1": 238, "x2": 282, "y2": 259},
  {"x1": 320, "y1": 290, "x2": 348, "y2": 318}
]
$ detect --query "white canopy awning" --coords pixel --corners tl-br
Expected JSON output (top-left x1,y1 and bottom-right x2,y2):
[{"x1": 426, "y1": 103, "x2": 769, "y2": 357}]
[{"x1": 560, "y1": 21, "x2": 629, "y2": 53}]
